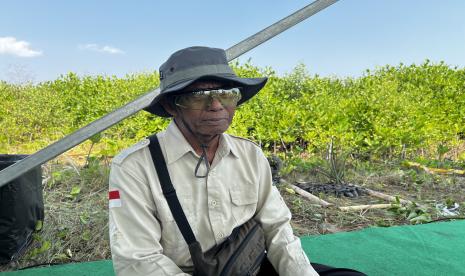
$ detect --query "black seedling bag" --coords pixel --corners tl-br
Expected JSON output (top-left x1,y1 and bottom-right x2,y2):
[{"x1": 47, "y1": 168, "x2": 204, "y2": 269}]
[{"x1": 0, "y1": 155, "x2": 44, "y2": 264}]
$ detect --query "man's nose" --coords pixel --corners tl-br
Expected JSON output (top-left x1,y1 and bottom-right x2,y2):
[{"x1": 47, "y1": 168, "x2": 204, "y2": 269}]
[{"x1": 208, "y1": 97, "x2": 224, "y2": 110}]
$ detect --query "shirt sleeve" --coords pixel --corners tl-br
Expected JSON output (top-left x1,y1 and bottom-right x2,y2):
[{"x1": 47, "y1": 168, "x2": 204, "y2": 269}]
[
  {"x1": 109, "y1": 162, "x2": 190, "y2": 276},
  {"x1": 254, "y1": 149, "x2": 319, "y2": 276}
]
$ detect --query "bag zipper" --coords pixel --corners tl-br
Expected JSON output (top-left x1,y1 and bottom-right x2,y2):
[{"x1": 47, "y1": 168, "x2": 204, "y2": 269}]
[{"x1": 219, "y1": 222, "x2": 261, "y2": 276}]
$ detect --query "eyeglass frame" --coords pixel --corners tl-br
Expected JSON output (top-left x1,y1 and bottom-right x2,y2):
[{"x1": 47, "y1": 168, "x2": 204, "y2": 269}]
[{"x1": 173, "y1": 87, "x2": 242, "y2": 110}]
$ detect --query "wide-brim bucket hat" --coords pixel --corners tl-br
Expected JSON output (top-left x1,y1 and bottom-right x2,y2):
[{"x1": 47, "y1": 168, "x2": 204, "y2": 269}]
[{"x1": 144, "y1": 46, "x2": 268, "y2": 117}]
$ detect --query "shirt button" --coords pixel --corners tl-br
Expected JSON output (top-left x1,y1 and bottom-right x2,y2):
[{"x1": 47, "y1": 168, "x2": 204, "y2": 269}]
[
  {"x1": 216, "y1": 232, "x2": 224, "y2": 239},
  {"x1": 210, "y1": 200, "x2": 217, "y2": 207}
]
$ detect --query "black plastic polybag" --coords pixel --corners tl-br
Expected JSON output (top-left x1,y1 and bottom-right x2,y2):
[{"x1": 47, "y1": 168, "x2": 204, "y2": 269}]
[{"x1": 0, "y1": 155, "x2": 44, "y2": 264}]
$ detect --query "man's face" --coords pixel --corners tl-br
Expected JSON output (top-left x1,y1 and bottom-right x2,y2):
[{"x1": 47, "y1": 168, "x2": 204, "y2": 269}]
[{"x1": 163, "y1": 80, "x2": 238, "y2": 140}]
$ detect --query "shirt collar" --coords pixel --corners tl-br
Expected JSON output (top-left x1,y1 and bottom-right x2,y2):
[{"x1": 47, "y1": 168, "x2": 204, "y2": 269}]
[
  {"x1": 163, "y1": 121, "x2": 239, "y2": 165},
  {"x1": 221, "y1": 134, "x2": 240, "y2": 160}
]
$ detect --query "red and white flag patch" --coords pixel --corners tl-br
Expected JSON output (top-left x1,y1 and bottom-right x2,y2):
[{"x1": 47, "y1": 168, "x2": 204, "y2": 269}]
[{"x1": 109, "y1": 190, "x2": 122, "y2": 208}]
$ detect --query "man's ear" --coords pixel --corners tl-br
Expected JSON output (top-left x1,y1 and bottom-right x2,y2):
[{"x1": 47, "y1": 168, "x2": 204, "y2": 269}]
[{"x1": 159, "y1": 97, "x2": 178, "y2": 117}]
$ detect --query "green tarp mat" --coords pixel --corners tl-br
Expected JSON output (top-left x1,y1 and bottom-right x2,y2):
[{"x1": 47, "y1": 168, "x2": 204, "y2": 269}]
[
  {"x1": 302, "y1": 220, "x2": 465, "y2": 275},
  {"x1": 2, "y1": 220, "x2": 464, "y2": 275}
]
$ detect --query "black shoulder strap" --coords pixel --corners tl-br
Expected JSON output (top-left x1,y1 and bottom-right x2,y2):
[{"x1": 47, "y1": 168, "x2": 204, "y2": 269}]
[{"x1": 147, "y1": 135, "x2": 197, "y2": 245}]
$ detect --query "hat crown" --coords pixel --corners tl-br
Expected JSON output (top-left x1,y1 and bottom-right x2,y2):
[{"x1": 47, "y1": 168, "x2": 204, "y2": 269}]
[
  {"x1": 159, "y1": 46, "x2": 233, "y2": 91},
  {"x1": 161, "y1": 46, "x2": 227, "y2": 73}
]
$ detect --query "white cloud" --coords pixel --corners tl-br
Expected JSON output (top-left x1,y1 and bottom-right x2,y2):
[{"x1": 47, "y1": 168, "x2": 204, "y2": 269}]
[
  {"x1": 79, "y1": 43, "x2": 125, "y2": 54},
  {"x1": 0, "y1": 37, "x2": 42, "y2": 57}
]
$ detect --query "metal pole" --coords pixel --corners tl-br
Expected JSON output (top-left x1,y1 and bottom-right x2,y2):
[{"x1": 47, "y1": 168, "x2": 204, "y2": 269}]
[
  {"x1": 226, "y1": 0, "x2": 338, "y2": 60},
  {"x1": 0, "y1": 0, "x2": 339, "y2": 188}
]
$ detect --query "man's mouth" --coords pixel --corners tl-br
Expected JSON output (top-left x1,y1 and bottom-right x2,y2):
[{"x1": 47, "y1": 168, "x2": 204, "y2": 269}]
[
  {"x1": 202, "y1": 118, "x2": 228, "y2": 125},
  {"x1": 204, "y1": 118, "x2": 225, "y2": 121}
]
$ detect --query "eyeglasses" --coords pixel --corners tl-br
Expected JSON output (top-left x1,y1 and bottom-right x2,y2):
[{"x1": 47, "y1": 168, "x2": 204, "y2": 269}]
[{"x1": 174, "y1": 88, "x2": 242, "y2": 110}]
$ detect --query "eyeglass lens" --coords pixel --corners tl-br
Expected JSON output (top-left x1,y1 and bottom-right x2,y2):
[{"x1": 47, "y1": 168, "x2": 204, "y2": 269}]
[{"x1": 175, "y1": 88, "x2": 241, "y2": 109}]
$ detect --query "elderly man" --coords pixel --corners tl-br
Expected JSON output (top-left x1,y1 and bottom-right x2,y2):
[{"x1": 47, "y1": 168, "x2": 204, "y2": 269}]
[{"x1": 108, "y1": 46, "x2": 318, "y2": 275}]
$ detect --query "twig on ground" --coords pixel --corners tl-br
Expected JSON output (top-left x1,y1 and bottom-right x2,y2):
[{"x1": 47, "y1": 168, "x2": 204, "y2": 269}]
[
  {"x1": 363, "y1": 188, "x2": 412, "y2": 205},
  {"x1": 405, "y1": 161, "x2": 465, "y2": 176},
  {"x1": 339, "y1": 204, "x2": 392, "y2": 212},
  {"x1": 282, "y1": 180, "x2": 333, "y2": 207}
]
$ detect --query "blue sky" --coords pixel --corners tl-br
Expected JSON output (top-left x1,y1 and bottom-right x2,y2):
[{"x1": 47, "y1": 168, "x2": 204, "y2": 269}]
[{"x1": 1, "y1": 0, "x2": 464, "y2": 83}]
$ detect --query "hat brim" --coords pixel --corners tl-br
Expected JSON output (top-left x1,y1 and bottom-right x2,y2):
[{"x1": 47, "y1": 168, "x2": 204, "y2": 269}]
[{"x1": 144, "y1": 75, "x2": 267, "y2": 117}]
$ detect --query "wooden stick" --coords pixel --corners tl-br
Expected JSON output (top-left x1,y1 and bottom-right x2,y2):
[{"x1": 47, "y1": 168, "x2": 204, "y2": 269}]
[
  {"x1": 363, "y1": 188, "x2": 412, "y2": 205},
  {"x1": 405, "y1": 161, "x2": 465, "y2": 176},
  {"x1": 363, "y1": 187, "x2": 428, "y2": 209},
  {"x1": 283, "y1": 181, "x2": 333, "y2": 207},
  {"x1": 339, "y1": 204, "x2": 392, "y2": 211},
  {"x1": 291, "y1": 184, "x2": 333, "y2": 207}
]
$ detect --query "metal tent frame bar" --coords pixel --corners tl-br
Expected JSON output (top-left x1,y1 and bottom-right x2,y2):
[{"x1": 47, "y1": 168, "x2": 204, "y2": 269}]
[{"x1": 0, "y1": 0, "x2": 339, "y2": 188}]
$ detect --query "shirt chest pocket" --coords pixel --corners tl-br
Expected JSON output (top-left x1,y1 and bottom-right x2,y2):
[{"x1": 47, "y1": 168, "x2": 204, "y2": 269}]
[{"x1": 229, "y1": 185, "x2": 258, "y2": 226}]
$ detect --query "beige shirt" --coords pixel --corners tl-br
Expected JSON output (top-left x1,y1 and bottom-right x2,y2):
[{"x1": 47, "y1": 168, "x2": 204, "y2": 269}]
[{"x1": 109, "y1": 121, "x2": 318, "y2": 276}]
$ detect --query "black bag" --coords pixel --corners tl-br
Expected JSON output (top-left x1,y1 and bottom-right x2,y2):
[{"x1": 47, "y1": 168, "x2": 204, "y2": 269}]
[
  {"x1": 189, "y1": 220, "x2": 266, "y2": 276},
  {"x1": 148, "y1": 135, "x2": 267, "y2": 276},
  {"x1": 0, "y1": 154, "x2": 44, "y2": 264}
]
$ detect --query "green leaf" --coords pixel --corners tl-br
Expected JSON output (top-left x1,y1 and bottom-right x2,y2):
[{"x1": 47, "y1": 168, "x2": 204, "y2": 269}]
[
  {"x1": 70, "y1": 186, "x2": 81, "y2": 196},
  {"x1": 89, "y1": 133, "x2": 102, "y2": 143},
  {"x1": 285, "y1": 187, "x2": 295, "y2": 194},
  {"x1": 81, "y1": 230, "x2": 91, "y2": 241},
  {"x1": 407, "y1": 211, "x2": 418, "y2": 220},
  {"x1": 57, "y1": 228, "x2": 68, "y2": 239},
  {"x1": 409, "y1": 214, "x2": 431, "y2": 224},
  {"x1": 35, "y1": 220, "x2": 43, "y2": 231},
  {"x1": 36, "y1": 240, "x2": 52, "y2": 254},
  {"x1": 79, "y1": 213, "x2": 89, "y2": 224},
  {"x1": 53, "y1": 253, "x2": 70, "y2": 261}
]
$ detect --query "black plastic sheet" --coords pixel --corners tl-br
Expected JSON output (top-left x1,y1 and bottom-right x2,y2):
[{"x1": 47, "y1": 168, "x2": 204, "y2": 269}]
[{"x1": 0, "y1": 155, "x2": 44, "y2": 264}]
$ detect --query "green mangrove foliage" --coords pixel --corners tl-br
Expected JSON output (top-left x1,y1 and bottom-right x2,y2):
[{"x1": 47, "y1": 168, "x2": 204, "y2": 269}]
[{"x1": 1, "y1": 61, "x2": 464, "y2": 159}]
